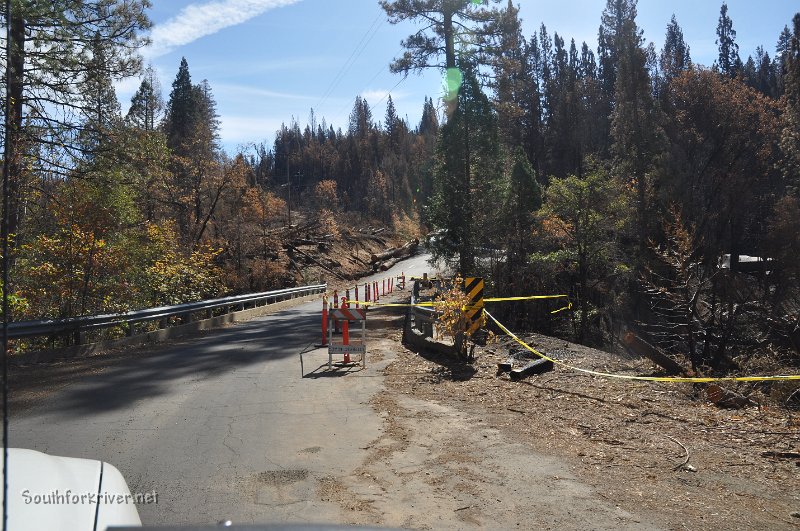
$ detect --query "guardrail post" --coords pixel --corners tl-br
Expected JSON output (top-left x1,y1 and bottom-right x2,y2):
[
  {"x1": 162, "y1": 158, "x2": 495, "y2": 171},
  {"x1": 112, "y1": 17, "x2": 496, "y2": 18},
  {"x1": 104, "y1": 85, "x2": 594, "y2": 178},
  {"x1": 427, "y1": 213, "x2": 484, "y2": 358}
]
[{"x1": 126, "y1": 322, "x2": 135, "y2": 337}]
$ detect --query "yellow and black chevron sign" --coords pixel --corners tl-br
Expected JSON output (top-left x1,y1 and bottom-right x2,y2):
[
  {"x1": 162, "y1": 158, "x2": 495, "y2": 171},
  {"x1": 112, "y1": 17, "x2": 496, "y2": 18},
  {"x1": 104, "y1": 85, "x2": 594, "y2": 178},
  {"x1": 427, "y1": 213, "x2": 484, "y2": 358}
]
[{"x1": 463, "y1": 277, "x2": 484, "y2": 335}]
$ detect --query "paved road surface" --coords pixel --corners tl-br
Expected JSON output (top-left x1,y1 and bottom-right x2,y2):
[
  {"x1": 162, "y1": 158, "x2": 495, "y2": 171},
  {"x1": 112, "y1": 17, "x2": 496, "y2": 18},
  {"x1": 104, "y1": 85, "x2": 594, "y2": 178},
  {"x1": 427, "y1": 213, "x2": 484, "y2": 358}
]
[{"x1": 11, "y1": 253, "x2": 433, "y2": 526}]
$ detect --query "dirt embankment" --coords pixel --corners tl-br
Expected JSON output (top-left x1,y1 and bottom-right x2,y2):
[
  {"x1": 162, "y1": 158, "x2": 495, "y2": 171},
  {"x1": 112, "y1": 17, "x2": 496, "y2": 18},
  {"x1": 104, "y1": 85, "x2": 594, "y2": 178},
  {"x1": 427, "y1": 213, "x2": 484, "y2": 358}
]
[
  {"x1": 382, "y1": 329, "x2": 800, "y2": 529},
  {"x1": 318, "y1": 290, "x2": 800, "y2": 529},
  {"x1": 244, "y1": 211, "x2": 416, "y2": 291}
]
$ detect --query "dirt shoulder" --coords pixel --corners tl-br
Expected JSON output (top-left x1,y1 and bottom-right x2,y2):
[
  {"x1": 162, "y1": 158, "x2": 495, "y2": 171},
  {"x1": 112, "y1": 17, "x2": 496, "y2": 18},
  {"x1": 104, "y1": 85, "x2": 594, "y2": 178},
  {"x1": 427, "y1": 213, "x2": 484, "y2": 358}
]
[{"x1": 310, "y1": 286, "x2": 800, "y2": 529}]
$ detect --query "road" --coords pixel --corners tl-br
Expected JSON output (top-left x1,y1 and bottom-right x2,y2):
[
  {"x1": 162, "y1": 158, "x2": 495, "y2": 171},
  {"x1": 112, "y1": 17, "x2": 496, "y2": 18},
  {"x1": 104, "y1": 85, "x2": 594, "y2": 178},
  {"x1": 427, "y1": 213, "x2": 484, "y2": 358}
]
[{"x1": 11, "y1": 253, "x2": 433, "y2": 526}]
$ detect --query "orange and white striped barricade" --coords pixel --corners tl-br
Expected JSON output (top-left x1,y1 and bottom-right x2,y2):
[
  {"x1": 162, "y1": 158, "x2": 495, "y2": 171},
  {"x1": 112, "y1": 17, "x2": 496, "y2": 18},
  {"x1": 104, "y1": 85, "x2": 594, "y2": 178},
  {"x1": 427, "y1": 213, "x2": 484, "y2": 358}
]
[
  {"x1": 327, "y1": 307, "x2": 367, "y2": 369},
  {"x1": 320, "y1": 295, "x2": 329, "y2": 346}
]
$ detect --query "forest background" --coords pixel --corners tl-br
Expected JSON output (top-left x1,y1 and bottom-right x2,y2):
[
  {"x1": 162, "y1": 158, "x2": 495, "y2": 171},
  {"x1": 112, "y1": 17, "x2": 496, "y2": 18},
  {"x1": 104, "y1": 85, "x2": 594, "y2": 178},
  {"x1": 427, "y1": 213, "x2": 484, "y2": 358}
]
[{"x1": 2, "y1": 0, "x2": 800, "y2": 374}]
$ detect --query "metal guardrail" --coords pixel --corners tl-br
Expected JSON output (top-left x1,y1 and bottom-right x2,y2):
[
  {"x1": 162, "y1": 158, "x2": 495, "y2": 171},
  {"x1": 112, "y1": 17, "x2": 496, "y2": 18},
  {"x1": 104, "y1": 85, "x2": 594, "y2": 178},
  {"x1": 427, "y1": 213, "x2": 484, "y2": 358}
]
[
  {"x1": 410, "y1": 280, "x2": 438, "y2": 337},
  {"x1": 9, "y1": 284, "x2": 327, "y2": 342}
]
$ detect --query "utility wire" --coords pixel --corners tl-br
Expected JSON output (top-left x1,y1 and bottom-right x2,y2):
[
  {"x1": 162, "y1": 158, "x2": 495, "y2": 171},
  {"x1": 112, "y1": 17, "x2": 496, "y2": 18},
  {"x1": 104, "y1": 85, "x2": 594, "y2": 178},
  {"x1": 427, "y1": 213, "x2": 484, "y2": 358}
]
[
  {"x1": 316, "y1": 12, "x2": 384, "y2": 110},
  {"x1": 369, "y1": 75, "x2": 408, "y2": 115}
]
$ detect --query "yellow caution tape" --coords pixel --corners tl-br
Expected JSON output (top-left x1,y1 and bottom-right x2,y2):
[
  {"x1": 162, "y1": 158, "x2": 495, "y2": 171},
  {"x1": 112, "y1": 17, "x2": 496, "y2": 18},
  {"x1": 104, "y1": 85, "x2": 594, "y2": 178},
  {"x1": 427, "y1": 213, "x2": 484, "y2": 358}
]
[
  {"x1": 484, "y1": 310, "x2": 800, "y2": 383},
  {"x1": 342, "y1": 300, "x2": 439, "y2": 308},
  {"x1": 484, "y1": 294, "x2": 568, "y2": 302},
  {"x1": 344, "y1": 294, "x2": 573, "y2": 309},
  {"x1": 550, "y1": 302, "x2": 573, "y2": 314}
]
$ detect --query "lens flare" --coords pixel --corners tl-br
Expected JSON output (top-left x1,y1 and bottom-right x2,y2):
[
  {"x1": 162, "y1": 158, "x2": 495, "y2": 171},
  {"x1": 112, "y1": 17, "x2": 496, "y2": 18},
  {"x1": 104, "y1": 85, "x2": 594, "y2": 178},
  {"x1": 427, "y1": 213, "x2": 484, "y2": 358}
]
[{"x1": 443, "y1": 67, "x2": 463, "y2": 101}]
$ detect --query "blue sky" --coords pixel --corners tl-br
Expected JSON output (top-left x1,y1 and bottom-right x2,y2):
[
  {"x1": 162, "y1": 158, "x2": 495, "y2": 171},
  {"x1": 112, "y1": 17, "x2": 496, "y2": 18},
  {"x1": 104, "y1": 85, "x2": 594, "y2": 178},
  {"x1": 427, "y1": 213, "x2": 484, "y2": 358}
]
[{"x1": 116, "y1": 1, "x2": 799, "y2": 155}]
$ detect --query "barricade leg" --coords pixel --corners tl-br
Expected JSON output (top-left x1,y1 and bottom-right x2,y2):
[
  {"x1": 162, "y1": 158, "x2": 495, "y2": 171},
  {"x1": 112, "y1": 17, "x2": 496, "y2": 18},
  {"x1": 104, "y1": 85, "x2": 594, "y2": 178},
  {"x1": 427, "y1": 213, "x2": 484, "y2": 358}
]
[
  {"x1": 341, "y1": 299, "x2": 350, "y2": 363},
  {"x1": 333, "y1": 290, "x2": 340, "y2": 333},
  {"x1": 321, "y1": 296, "x2": 328, "y2": 346}
]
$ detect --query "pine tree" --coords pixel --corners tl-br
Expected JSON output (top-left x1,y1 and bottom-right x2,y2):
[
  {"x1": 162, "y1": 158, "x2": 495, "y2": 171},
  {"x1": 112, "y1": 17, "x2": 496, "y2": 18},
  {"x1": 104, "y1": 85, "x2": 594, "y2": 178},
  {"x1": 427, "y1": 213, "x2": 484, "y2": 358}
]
[
  {"x1": 540, "y1": 167, "x2": 624, "y2": 343},
  {"x1": 545, "y1": 33, "x2": 583, "y2": 178},
  {"x1": 716, "y1": 2, "x2": 741, "y2": 78},
  {"x1": 598, "y1": 0, "x2": 638, "y2": 99},
  {"x1": 1, "y1": 0, "x2": 150, "y2": 243},
  {"x1": 380, "y1": 0, "x2": 502, "y2": 73},
  {"x1": 161, "y1": 59, "x2": 223, "y2": 242},
  {"x1": 492, "y1": 0, "x2": 525, "y2": 146},
  {"x1": 776, "y1": 25, "x2": 793, "y2": 96},
  {"x1": 777, "y1": 24, "x2": 793, "y2": 76},
  {"x1": 193, "y1": 79, "x2": 221, "y2": 154},
  {"x1": 418, "y1": 96, "x2": 439, "y2": 136},
  {"x1": 521, "y1": 35, "x2": 545, "y2": 175},
  {"x1": 504, "y1": 147, "x2": 541, "y2": 256},
  {"x1": 577, "y1": 41, "x2": 606, "y2": 161},
  {"x1": 348, "y1": 96, "x2": 373, "y2": 140},
  {"x1": 539, "y1": 24, "x2": 553, "y2": 111},
  {"x1": 411, "y1": 97, "x2": 439, "y2": 205},
  {"x1": 384, "y1": 95, "x2": 403, "y2": 150},
  {"x1": 428, "y1": 66, "x2": 501, "y2": 275},
  {"x1": 741, "y1": 56, "x2": 759, "y2": 90},
  {"x1": 755, "y1": 46, "x2": 777, "y2": 97},
  {"x1": 164, "y1": 57, "x2": 198, "y2": 155},
  {"x1": 79, "y1": 33, "x2": 123, "y2": 155},
  {"x1": 127, "y1": 66, "x2": 164, "y2": 132},
  {"x1": 780, "y1": 14, "x2": 800, "y2": 191},
  {"x1": 660, "y1": 15, "x2": 691, "y2": 83},
  {"x1": 610, "y1": 2, "x2": 660, "y2": 257}
]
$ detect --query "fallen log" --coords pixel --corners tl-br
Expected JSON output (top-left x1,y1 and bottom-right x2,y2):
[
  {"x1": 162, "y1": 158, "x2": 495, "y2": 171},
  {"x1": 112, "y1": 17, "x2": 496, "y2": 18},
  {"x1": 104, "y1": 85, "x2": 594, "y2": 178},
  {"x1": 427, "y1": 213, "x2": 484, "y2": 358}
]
[
  {"x1": 497, "y1": 358, "x2": 514, "y2": 374},
  {"x1": 350, "y1": 254, "x2": 370, "y2": 266},
  {"x1": 706, "y1": 384, "x2": 759, "y2": 409},
  {"x1": 622, "y1": 332, "x2": 686, "y2": 376},
  {"x1": 379, "y1": 257, "x2": 402, "y2": 271},
  {"x1": 292, "y1": 238, "x2": 330, "y2": 247},
  {"x1": 370, "y1": 239, "x2": 419, "y2": 264},
  {"x1": 509, "y1": 358, "x2": 554, "y2": 381},
  {"x1": 761, "y1": 451, "x2": 800, "y2": 460}
]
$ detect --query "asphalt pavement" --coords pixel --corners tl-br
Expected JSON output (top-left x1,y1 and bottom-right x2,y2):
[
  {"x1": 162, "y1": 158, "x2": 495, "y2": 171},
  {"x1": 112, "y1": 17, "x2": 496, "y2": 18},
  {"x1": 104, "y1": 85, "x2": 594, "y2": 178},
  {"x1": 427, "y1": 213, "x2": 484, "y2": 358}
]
[{"x1": 11, "y1": 253, "x2": 434, "y2": 527}]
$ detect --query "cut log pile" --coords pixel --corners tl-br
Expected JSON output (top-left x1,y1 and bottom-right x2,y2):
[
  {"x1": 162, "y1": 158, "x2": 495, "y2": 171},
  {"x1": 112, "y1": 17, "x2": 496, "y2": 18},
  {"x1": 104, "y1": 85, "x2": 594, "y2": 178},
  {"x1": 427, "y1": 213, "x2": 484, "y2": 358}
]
[
  {"x1": 370, "y1": 239, "x2": 419, "y2": 271},
  {"x1": 262, "y1": 216, "x2": 416, "y2": 282}
]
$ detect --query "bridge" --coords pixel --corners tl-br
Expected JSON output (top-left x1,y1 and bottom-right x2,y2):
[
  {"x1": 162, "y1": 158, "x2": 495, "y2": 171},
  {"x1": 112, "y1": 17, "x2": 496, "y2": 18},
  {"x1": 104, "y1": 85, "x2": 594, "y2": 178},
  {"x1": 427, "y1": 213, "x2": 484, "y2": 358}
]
[{"x1": 9, "y1": 253, "x2": 652, "y2": 528}]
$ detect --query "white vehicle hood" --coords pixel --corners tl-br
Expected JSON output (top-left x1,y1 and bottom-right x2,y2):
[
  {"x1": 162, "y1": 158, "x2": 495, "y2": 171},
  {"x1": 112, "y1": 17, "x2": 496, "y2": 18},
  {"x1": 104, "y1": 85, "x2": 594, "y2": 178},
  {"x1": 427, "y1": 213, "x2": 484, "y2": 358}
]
[{"x1": 0, "y1": 448, "x2": 141, "y2": 531}]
